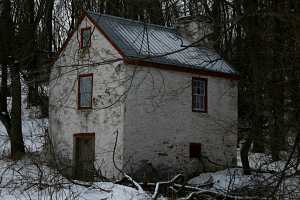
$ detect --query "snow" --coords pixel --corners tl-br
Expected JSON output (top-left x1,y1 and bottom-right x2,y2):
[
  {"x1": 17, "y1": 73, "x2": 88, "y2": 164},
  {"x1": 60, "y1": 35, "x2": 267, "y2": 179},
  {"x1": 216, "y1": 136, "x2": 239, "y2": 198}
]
[
  {"x1": 0, "y1": 96, "x2": 47, "y2": 156},
  {"x1": 188, "y1": 168, "x2": 271, "y2": 191},
  {"x1": 2, "y1": 183, "x2": 149, "y2": 200},
  {"x1": 0, "y1": 83, "x2": 298, "y2": 199},
  {"x1": 188, "y1": 150, "x2": 300, "y2": 199},
  {"x1": 0, "y1": 158, "x2": 151, "y2": 200},
  {"x1": 0, "y1": 90, "x2": 152, "y2": 199},
  {"x1": 237, "y1": 148, "x2": 300, "y2": 174}
]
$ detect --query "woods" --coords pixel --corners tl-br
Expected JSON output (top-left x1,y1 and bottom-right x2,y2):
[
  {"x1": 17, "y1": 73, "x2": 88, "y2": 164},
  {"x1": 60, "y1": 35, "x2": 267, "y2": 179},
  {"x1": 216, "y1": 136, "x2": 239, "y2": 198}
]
[{"x1": 0, "y1": 0, "x2": 299, "y2": 199}]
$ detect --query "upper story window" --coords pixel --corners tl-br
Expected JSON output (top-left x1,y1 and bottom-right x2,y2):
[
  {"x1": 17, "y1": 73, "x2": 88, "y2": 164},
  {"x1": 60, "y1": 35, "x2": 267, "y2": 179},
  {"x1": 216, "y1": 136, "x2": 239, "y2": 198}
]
[
  {"x1": 78, "y1": 74, "x2": 93, "y2": 109},
  {"x1": 80, "y1": 27, "x2": 91, "y2": 49},
  {"x1": 192, "y1": 77, "x2": 207, "y2": 112}
]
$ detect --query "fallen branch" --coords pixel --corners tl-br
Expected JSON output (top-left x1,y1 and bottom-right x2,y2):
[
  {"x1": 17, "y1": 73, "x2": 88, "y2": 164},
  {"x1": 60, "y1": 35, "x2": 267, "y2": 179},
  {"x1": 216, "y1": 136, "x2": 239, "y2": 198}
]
[
  {"x1": 112, "y1": 130, "x2": 146, "y2": 194},
  {"x1": 152, "y1": 174, "x2": 183, "y2": 199},
  {"x1": 124, "y1": 174, "x2": 144, "y2": 192},
  {"x1": 178, "y1": 187, "x2": 266, "y2": 200}
]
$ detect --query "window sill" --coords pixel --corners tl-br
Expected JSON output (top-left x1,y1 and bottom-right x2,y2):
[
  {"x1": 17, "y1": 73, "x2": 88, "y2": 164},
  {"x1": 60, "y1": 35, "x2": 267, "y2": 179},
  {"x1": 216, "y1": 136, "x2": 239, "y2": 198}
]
[
  {"x1": 192, "y1": 109, "x2": 207, "y2": 113},
  {"x1": 77, "y1": 107, "x2": 93, "y2": 111}
]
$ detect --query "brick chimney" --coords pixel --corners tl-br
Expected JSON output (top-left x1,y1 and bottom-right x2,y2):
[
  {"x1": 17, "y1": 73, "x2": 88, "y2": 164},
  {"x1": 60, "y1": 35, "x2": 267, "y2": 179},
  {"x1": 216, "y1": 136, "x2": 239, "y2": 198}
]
[{"x1": 176, "y1": 15, "x2": 213, "y2": 48}]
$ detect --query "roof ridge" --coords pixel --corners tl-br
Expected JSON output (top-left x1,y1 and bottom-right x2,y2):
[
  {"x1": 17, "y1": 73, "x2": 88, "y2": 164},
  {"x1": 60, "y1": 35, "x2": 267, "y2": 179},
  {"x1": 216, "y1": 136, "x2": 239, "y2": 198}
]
[
  {"x1": 85, "y1": 11, "x2": 238, "y2": 77},
  {"x1": 87, "y1": 11, "x2": 177, "y2": 31}
]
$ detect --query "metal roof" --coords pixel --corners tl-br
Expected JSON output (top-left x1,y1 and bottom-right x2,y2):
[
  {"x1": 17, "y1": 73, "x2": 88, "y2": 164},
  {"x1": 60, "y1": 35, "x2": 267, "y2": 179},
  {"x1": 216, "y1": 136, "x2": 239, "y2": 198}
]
[{"x1": 87, "y1": 12, "x2": 238, "y2": 76}]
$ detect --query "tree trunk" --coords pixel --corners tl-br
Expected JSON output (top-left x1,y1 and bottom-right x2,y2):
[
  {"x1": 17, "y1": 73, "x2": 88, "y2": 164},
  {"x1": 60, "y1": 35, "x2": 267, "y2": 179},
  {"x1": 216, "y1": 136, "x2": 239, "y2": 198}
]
[
  {"x1": 0, "y1": 65, "x2": 8, "y2": 113},
  {"x1": 27, "y1": 76, "x2": 39, "y2": 107},
  {"x1": 23, "y1": 0, "x2": 39, "y2": 107},
  {"x1": 270, "y1": 0, "x2": 287, "y2": 161},
  {"x1": 0, "y1": 0, "x2": 13, "y2": 145},
  {"x1": 10, "y1": 63, "x2": 25, "y2": 160},
  {"x1": 45, "y1": 0, "x2": 54, "y2": 54},
  {"x1": 0, "y1": 0, "x2": 11, "y2": 113},
  {"x1": 252, "y1": 100, "x2": 265, "y2": 153},
  {"x1": 240, "y1": 136, "x2": 252, "y2": 175}
]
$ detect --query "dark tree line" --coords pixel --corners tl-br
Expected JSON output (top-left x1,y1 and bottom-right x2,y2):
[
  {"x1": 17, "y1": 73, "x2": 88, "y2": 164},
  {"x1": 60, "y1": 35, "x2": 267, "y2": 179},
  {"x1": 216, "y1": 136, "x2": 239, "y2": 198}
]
[
  {"x1": 0, "y1": 1, "x2": 299, "y2": 178},
  {"x1": 0, "y1": 0, "x2": 55, "y2": 159}
]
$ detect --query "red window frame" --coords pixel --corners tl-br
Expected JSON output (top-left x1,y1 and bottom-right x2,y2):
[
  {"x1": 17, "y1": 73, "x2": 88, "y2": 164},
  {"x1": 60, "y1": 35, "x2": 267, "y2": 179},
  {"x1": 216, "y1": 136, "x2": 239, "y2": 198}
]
[
  {"x1": 192, "y1": 77, "x2": 208, "y2": 113},
  {"x1": 73, "y1": 132, "x2": 95, "y2": 138},
  {"x1": 78, "y1": 73, "x2": 93, "y2": 110},
  {"x1": 80, "y1": 27, "x2": 92, "y2": 49}
]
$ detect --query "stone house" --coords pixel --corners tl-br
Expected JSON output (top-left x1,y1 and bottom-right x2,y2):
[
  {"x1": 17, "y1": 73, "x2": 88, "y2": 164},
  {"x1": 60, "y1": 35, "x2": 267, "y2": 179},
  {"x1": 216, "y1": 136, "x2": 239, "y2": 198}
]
[{"x1": 49, "y1": 11, "x2": 239, "y2": 180}]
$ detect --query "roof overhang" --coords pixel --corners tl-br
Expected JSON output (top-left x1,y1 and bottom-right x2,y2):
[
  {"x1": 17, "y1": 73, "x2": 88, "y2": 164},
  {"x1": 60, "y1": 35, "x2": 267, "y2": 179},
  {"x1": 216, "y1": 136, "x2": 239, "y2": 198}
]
[
  {"x1": 124, "y1": 58, "x2": 240, "y2": 80},
  {"x1": 52, "y1": 11, "x2": 240, "y2": 80}
]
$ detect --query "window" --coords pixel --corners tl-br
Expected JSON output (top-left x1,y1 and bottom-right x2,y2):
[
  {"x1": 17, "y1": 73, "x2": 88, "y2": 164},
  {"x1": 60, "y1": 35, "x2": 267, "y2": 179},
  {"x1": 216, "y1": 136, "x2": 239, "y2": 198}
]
[
  {"x1": 189, "y1": 143, "x2": 202, "y2": 158},
  {"x1": 80, "y1": 28, "x2": 91, "y2": 49},
  {"x1": 192, "y1": 78, "x2": 207, "y2": 112},
  {"x1": 78, "y1": 74, "x2": 93, "y2": 109}
]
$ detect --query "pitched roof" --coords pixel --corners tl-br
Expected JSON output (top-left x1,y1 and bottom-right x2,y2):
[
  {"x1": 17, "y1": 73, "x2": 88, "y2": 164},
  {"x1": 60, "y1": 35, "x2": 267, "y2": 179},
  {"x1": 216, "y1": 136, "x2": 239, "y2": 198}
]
[{"x1": 86, "y1": 12, "x2": 238, "y2": 77}]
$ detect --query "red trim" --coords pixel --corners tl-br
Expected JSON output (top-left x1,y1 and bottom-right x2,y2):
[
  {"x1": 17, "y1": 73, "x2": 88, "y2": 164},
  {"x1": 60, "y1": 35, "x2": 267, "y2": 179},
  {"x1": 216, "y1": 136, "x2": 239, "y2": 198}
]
[
  {"x1": 86, "y1": 14, "x2": 125, "y2": 58},
  {"x1": 74, "y1": 132, "x2": 95, "y2": 138},
  {"x1": 52, "y1": 14, "x2": 86, "y2": 64},
  {"x1": 50, "y1": 13, "x2": 124, "y2": 66},
  {"x1": 51, "y1": 12, "x2": 239, "y2": 81},
  {"x1": 80, "y1": 27, "x2": 92, "y2": 49},
  {"x1": 124, "y1": 59, "x2": 240, "y2": 80},
  {"x1": 192, "y1": 77, "x2": 208, "y2": 113},
  {"x1": 77, "y1": 73, "x2": 93, "y2": 110},
  {"x1": 52, "y1": 12, "x2": 125, "y2": 64}
]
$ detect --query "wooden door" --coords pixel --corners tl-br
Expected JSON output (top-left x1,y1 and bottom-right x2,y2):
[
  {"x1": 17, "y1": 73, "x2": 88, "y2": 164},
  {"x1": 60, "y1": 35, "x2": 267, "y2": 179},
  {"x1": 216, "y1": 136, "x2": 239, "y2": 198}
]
[{"x1": 73, "y1": 133, "x2": 95, "y2": 181}]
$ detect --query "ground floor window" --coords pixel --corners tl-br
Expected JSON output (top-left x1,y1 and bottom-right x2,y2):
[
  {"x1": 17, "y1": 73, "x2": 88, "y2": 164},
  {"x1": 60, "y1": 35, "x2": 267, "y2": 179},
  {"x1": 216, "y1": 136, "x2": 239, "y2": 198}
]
[{"x1": 189, "y1": 143, "x2": 202, "y2": 158}]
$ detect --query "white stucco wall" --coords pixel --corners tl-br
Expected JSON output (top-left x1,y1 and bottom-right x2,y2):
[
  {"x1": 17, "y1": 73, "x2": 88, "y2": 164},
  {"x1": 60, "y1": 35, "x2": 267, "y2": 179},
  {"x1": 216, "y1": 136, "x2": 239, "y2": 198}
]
[
  {"x1": 49, "y1": 16, "x2": 125, "y2": 179},
  {"x1": 123, "y1": 65, "x2": 238, "y2": 178},
  {"x1": 49, "y1": 16, "x2": 238, "y2": 180}
]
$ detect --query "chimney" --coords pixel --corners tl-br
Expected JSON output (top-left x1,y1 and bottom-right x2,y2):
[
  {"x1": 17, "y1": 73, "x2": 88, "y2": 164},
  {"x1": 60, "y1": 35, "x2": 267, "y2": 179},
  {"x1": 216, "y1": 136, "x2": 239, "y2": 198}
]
[{"x1": 176, "y1": 15, "x2": 213, "y2": 48}]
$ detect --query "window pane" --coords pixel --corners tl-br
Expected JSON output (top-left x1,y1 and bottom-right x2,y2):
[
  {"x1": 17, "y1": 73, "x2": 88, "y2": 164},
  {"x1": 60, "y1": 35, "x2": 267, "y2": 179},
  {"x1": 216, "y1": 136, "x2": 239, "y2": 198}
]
[
  {"x1": 197, "y1": 80, "x2": 204, "y2": 95},
  {"x1": 81, "y1": 92, "x2": 92, "y2": 107},
  {"x1": 197, "y1": 86, "x2": 204, "y2": 95},
  {"x1": 80, "y1": 76, "x2": 92, "y2": 94},
  {"x1": 79, "y1": 75, "x2": 92, "y2": 108},
  {"x1": 82, "y1": 29, "x2": 91, "y2": 48},
  {"x1": 192, "y1": 78, "x2": 206, "y2": 111},
  {"x1": 193, "y1": 79, "x2": 204, "y2": 95},
  {"x1": 199, "y1": 96, "x2": 204, "y2": 110}
]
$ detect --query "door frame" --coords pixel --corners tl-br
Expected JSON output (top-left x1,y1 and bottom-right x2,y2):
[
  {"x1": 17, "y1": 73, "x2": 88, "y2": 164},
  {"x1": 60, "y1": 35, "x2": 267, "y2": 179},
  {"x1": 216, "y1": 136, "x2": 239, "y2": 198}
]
[{"x1": 73, "y1": 132, "x2": 95, "y2": 180}]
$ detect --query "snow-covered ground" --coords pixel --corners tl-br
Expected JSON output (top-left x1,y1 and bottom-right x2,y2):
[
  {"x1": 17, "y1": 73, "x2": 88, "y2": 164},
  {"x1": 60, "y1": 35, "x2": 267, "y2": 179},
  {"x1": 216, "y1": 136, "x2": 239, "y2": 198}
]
[
  {"x1": 188, "y1": 150, "x2": 300, "y2": 199},
  {"x1": 237, "y1": 149, "x2": 300, "y2": 174},
  {"x1": 0, "y1": 91, "x2": 153, "y2": 199},
  {"x1": 0, "y1": 87, "x2": 299, "y2": 199},
  {"x1": 0, "y1": 109, "x2": 150, "y2": 199},
  {"x1": 0, "y1": 158, "x2": 151, "y2": 200},
  {"x1": 0, "y1": 95, "x2": 47, "y2": 156}
]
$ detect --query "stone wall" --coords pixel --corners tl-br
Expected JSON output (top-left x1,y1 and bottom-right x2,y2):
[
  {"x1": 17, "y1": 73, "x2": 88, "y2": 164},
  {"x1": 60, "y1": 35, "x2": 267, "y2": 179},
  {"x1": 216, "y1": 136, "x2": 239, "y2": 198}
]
[
  {"x1": 49, "y1": 15, "x2": 238, "y2": 180},
  {"x1": 49, "y1": 16, "x2": 125, "y2": 179},
  {"x1": 123, "y1": 65, "x2": 238, "y2": 179}
]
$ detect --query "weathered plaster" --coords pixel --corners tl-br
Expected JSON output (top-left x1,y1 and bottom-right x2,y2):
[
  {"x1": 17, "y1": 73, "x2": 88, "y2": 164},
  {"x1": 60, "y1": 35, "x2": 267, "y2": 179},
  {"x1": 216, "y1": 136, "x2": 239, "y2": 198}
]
[
  {"x1": 123, "y1": 65, "x2": 238, "y2": 178},
  {"x1": 49, "y1": 16, "x2": 238, "y2": 180},
  {"x1": 49, "y1": 17, "x2": 125, "y2": 179}
]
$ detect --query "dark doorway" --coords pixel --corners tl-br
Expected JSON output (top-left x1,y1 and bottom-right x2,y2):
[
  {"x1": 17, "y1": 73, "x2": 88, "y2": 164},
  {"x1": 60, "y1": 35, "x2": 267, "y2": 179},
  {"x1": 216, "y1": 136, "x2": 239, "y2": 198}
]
[{"x1": 73, "y1": 133, "x2": 95, "y2": 181}]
